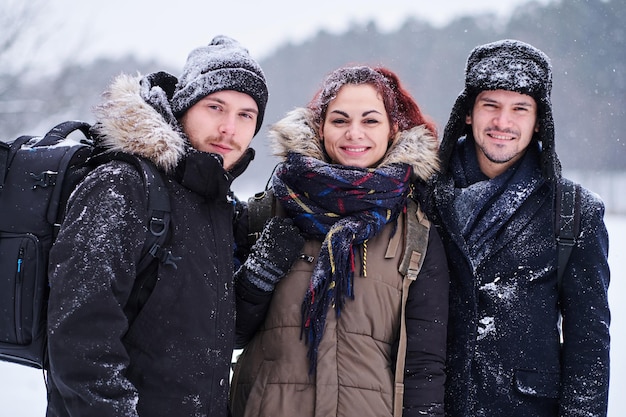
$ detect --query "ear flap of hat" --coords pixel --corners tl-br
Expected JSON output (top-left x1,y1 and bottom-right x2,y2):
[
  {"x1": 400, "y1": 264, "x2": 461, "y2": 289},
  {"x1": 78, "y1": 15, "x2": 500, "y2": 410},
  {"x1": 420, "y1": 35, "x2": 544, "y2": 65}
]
[
  {"x1": 535, "y1": 98, "x2": 561, "y2": 181},
  {"x1": 440, "y1": 91, "x2": 470, "y2": 175}
]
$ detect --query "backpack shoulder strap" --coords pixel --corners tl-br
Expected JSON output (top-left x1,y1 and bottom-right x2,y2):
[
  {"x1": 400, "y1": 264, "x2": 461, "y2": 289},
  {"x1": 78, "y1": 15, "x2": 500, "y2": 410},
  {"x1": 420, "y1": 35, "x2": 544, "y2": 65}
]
[
  {"x1": 133, "y1": 157, "x2": 178, "y2": 272},
  {"x1": 247, "y1": 188, "x2": 276, "y2": 245},
  {"x1": 394, "y1": 198, "x2": 431, "y2": 417},
  {"x1": 555, "y1": 179, "x2": 581, "y2": 291},
  {"x1": 398, "y1": 198, "x2": 431, "y2": 280},
  {"x1": 88, "y1": 152, "x2": 178, "y2": 271},
  {"x1": 0, "y1": 140, "x2": 10, "y2": 190},
  {"x1": 88, "y1": 152, "x2": 180, "y2": 325}
]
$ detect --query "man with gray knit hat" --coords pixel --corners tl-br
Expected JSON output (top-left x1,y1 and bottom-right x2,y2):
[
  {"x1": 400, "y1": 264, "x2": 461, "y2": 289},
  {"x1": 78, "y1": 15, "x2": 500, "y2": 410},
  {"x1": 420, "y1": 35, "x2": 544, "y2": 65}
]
[
  {"x1": 425, "y1": 39, "x2": 610, "y2": 417},
  {"x1": 45, "y1": 35, "x2": 298, "y2": 417}
]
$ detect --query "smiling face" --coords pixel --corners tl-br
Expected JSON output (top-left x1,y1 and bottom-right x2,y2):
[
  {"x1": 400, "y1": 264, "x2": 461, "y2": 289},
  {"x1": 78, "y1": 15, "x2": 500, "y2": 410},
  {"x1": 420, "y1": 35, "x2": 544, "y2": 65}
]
[
  {"x1": 320, "y1": 84, "x2": 393, "y2": 168},
  {"x1": 467, "y1": 89, "x2": 539, "y2": 178},
  {"x1": 180, "y1": 90, "x2": 258, "y2": 170}
]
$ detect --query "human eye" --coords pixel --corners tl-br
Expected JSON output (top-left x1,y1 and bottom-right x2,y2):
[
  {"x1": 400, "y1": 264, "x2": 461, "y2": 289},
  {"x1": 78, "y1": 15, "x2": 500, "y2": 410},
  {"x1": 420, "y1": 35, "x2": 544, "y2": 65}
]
[
  {"x1": 364, "y1": 118, "x2": 380, "y2": 125},
  {"x1": 206, "y1": 103, "x2": 222, "y2": 112},
  {"x1": 330, "y1": 117, "x2": 348, "y2": 126}
]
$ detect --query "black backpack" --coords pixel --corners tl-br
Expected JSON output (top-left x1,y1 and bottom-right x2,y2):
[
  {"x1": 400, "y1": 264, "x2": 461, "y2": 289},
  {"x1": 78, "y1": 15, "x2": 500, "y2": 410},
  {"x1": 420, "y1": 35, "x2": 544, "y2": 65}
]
[{"x1": 0, "y1": 120, "x2": 173, "y2": 369}]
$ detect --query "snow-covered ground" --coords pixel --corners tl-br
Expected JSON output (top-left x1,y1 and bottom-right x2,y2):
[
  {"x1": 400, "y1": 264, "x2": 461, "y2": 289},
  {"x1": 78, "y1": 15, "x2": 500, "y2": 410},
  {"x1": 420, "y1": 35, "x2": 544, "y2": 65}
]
[{"x1": 1, "y1": 215, "x2": 625, "y2": 416}]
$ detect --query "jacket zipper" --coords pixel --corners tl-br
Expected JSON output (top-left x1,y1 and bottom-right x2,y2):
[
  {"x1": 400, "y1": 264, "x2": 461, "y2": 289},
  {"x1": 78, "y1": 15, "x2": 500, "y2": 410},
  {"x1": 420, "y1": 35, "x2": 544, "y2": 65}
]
[{"x1": 15, "y1": 244, "x2": 25, "y2": 345}]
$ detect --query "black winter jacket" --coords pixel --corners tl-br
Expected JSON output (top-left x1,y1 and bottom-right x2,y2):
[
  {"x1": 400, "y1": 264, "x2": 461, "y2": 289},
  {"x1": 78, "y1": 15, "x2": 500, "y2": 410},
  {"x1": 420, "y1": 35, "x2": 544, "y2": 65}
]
[
  {"x1": 429, "y1": 138, "x2": 610, "y2": 417},
  {"x1": 46, "y1": 73, "x2": 251, "y2": 417}
]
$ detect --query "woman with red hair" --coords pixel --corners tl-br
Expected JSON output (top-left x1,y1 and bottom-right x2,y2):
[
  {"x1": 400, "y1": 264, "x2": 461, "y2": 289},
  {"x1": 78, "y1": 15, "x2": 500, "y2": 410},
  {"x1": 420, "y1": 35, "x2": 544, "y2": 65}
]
[{"x1": 231, "y1": 65, "x2": 449, "y2": 417}]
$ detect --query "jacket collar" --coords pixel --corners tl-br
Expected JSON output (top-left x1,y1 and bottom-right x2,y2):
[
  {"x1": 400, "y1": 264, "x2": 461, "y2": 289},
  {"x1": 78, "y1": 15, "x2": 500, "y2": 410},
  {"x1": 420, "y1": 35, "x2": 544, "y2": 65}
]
[
  {"x1": 175, "y1": 148, "x2": 254, "y2": 199},
  {"x1": 268, "y1": 107, "x2": 440, "y2": 182}
]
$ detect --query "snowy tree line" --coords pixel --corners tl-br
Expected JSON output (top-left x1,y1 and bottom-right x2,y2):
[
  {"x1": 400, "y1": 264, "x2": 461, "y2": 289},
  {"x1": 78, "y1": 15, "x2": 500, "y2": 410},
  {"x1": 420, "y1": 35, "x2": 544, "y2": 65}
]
[{"x1": 1, "y1": 0, "x2": 624, "y2": 211}]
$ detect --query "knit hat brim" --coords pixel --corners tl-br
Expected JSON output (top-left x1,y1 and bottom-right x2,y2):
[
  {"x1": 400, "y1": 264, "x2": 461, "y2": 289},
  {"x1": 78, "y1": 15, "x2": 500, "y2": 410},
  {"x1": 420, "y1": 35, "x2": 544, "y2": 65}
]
[{"x1": 171, "y1": 67, "x2": 268, "y2": 134}]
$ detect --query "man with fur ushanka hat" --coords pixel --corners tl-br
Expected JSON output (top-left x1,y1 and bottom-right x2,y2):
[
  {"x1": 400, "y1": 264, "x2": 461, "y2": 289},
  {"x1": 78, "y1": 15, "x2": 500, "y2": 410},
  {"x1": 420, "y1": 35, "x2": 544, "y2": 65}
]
[
  {"x1": 45, "y1": 35, "x2": 293, "y2": 417},
  {"x1": 438, "y1": 39, "x2": 560, "y2": 182},
  {"x1": 426, "y1": 40, "x2": 610, "y2": 417}
]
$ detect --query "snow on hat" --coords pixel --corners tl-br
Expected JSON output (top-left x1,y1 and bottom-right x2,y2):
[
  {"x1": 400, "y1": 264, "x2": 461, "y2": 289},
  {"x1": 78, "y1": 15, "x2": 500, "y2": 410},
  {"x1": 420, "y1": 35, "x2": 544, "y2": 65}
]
[
  {"x1": 171, "y1": 35, "x2": 268, "y2": 135},
  {"x1": 440, "y1": 39, "x2": 561, "y2": 181}
]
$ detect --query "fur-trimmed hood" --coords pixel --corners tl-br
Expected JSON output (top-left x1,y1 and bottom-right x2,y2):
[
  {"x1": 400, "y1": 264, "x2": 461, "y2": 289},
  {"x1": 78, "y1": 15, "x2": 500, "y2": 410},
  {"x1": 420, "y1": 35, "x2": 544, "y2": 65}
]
[
  {"x1": 92, "y1": 73, "x2": 187, "y2": 172},
  {"x1": 269, "y1": 107, "x2": 440, "y2": 182}
]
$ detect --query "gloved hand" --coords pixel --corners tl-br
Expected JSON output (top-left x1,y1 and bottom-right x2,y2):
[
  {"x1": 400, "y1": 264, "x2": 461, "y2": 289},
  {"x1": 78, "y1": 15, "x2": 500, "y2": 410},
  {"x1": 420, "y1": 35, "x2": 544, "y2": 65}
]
[{"x1": 235, "y1": 217, "x2": 305, "y2": 292}]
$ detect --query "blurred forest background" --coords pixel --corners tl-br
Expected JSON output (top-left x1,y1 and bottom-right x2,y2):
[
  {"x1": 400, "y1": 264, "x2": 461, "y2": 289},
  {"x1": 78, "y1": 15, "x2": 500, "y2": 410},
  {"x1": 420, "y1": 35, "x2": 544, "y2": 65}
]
[{"x1": 1, "y1": 0, "x2": 624, "y2": 211}]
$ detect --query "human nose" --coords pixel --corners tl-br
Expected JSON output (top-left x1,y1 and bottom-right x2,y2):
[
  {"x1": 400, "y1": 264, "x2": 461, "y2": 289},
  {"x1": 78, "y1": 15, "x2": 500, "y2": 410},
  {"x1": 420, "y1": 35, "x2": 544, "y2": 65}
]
[
  {"x1": 345, "y1": 123, "x2": 363, "y2": 140},
  {"x1": 492, "y1": 109, "x2": 512, "y2": 128},
  {"x1": 219, "y1": 114, "x2": 236, "y2": 137}
]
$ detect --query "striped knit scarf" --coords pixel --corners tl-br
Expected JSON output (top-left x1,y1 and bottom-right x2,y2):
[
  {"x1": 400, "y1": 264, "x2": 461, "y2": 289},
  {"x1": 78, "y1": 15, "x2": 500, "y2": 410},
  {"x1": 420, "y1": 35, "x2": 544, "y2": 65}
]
[{"x1": 272, "y1": 152, "x2": 412, "y2": 373}]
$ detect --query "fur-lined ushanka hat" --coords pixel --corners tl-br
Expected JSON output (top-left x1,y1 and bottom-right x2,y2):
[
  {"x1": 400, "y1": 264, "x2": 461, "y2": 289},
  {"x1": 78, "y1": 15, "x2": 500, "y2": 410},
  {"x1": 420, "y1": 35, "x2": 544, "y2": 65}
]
[{"x1": 439, "y1": 39, "x2": 561, "y2": 181}]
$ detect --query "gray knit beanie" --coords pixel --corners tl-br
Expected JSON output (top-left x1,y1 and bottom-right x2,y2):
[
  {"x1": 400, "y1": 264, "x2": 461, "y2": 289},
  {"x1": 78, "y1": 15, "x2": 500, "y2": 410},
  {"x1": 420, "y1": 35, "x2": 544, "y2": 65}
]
[
  {"x1": 171, "y1": 35, "x2": 269, "y2": 135},
  {"x1": 440, "y1": 39, "x2": 560, "y2": 181}
]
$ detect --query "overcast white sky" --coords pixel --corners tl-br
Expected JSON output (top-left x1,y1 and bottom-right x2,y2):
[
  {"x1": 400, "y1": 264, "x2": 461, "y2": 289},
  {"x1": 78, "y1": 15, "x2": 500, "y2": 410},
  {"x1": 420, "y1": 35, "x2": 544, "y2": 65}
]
[{"x1": 22, "y1": 0, "x2": 556, "y2": 73}]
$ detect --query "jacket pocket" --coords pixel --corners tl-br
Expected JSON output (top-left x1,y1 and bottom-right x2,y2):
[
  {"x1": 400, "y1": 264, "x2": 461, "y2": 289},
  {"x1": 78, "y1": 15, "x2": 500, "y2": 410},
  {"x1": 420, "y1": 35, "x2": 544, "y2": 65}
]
[{"x1": 514, "y1": 369, "x2": 560, "y2": 398}]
